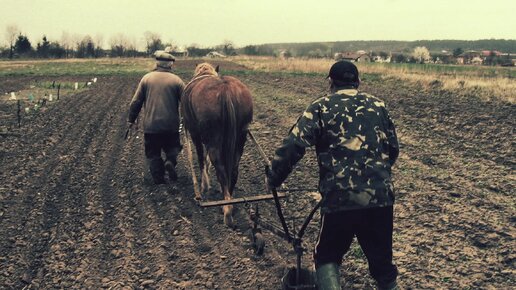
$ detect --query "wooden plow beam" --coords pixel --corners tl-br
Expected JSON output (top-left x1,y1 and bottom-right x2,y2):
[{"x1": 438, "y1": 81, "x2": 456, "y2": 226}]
[{"x1": 199, "y1": 192, "x2": 287, "y2": 208}]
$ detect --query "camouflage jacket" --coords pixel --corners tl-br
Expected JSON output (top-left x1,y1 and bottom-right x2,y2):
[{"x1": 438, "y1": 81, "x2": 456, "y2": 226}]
[{"x1": 268, "y1": 88, "x2": 399, "y2": 213}]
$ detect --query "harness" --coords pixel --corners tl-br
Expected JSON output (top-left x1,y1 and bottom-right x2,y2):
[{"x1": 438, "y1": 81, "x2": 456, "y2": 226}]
[{"x1": 184, "y1": 74, "x2": 216, "y2": 91}]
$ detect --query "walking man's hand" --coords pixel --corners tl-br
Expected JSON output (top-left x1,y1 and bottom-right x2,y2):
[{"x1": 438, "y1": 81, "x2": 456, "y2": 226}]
[
  {"x1": 265, "y1": 166, "x2": 276, "y2": 194},
  {"x1": 125, "y1": 122, "x2": 135, "y2": 140}
]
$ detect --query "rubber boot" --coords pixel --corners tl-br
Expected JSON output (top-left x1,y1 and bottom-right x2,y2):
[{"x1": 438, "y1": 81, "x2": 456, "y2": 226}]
[
  {"x1": 143, "y1": 158, "x2": 154, "y2": 185},
  {"x1": 164, "y1": 160, "x2": 177, "y2": 181},
  {"x1": 164, "y1": 146, "x2": 180, "y2": 182},
  {"x1": 377, "y1": 280, "x2": 399, "y2": 290},
  {"x1": 316, "y1": 263, "x2": 340, "y2": 290},
  {"x1": 149, "y1": 158, "x2": 166, "y2": 184}
]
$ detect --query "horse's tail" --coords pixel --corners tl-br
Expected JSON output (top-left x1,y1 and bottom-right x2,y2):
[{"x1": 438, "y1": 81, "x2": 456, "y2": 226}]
[{"x1": 220, "y1": 84, "x2": 238, "y2": 190}]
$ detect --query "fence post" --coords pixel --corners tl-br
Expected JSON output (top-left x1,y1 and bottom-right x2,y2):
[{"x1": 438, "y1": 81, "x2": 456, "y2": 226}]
[
  {"x1": 17, "y1": 100, "x2": 21, "y2": 127},
  {"x1": 57, "y1": 84, "x2": 61, "y2": 100}
]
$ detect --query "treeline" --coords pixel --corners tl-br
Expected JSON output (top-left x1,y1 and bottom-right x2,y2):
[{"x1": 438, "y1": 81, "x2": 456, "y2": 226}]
[
  {"x1": 2, "y1": 25, "x2": 514, "y2": 60},
  {"x1": 1, "y1": 25, "x2": 253, "y2": 59},
  {"x1": 1, "y1": 33, "x2": 145, "y2": 59},
  {"x1": 0, "y1": 32, "x2": 246, "y2": 59}
]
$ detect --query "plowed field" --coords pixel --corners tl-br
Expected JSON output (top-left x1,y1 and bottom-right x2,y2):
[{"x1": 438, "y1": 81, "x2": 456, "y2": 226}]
[{"x1": 0, "y1": 59, "x2": 514, "y2": 289}]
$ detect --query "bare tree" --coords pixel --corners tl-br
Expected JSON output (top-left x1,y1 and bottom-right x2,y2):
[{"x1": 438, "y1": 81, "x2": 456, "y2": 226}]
[
  {"x1": 94, "y1": 33, "x2": 104, "y2": 57},
  {"x1": 94, "y1": 33, "x2": 103, "y2": 49},
  {"x1": 60, "y1": 31, "x2": 72, "y2": 57},
  {"x1": 110, "y1": 33, "x2": 129, "y2": 57},
  {"x1": 71, "y1": 33, "x2": 83, "y2": 57},
  {"x1": 219, "y1": 39, "x2": 236, "y2": 56},
  {"x1": 76, "y1": 35, "x2": 95, "y2": 58},
  {"x1": 143, "y1": 31, "x2": 163, "y2": 54},
  {"x1": 126, "y1": 36, "x2": 139, "y2": 57},
  {"x1": 5, "y1": 24, "x2": 20, "y2": 59}
]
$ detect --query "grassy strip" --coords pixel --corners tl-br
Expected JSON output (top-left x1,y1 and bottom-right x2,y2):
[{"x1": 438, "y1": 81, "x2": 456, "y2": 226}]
[
  {"x1": 231, "y1": 56, "x2": 516, "y2": 103},
  {"x1": 2, "y1": 57, "x2": 514, "y2": 102},
  {"x1": 0, "y1": 58, "x2": 153, "y2": 77},
  {"x1": 231, "y1": 56, "x2": 516, "y2": 78}
]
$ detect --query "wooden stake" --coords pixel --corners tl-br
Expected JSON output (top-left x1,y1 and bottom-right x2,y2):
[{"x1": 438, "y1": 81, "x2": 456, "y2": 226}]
[{"x1": 17, "y1": 100, "x2": 21, "y2": 127}]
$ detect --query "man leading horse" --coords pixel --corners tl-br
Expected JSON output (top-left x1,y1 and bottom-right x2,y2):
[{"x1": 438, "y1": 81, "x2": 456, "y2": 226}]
[{"x1": 127, "y1": 51, "x2": 185, "y2": 184}]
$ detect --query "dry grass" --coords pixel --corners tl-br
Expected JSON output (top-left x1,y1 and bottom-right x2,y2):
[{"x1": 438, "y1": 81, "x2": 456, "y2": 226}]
[
  {"x1": 231, "y1": 56, "x2": 334, "y2": 74},
  {"x1": 231, "y1": 56, "x2": 516, "y2": 103}
]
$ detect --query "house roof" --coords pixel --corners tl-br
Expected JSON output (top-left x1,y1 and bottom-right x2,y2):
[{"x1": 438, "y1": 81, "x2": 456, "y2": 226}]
[
  {"x1": 339, "y1": 52, "x2": 369, "y2": 60},
  {"x1": 481, "y1": 50, "x2": 502, "y2": 57},
  {"x1": 207, "y1": 51, "x2": 226, "y2": 57},
  {"x1": 459, "y1": 51, "x2": 481, "y2": 57}
]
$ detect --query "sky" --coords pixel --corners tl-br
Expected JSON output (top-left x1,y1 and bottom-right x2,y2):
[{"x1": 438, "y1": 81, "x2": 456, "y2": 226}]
[{"x1": 1, "y1": 0, "x2": 515, "y2": 49}]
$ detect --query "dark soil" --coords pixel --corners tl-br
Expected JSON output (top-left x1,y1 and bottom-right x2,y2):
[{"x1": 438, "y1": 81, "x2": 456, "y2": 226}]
[{"x1": 0, "y1": 60, "x2": 514, "y2": 289}]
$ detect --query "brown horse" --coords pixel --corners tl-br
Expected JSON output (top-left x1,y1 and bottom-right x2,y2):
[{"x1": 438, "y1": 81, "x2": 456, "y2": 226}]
[{"x1": 181, "y1": 63, "x2": 253, "y2": 227}]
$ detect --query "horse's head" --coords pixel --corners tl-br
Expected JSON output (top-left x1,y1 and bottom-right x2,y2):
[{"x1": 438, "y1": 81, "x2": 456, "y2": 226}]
[{"x1": 193, "y1": 63, "x2": 219, "y2": 78}]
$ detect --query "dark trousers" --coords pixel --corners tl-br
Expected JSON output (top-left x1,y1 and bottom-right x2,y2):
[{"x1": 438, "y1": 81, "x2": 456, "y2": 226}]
[
  {"x1": 314, "y1": 206, "x2": 398, "y2": 286},
  {"x1": 144, "y1": 132, "x2": 181, "y2": 182}
]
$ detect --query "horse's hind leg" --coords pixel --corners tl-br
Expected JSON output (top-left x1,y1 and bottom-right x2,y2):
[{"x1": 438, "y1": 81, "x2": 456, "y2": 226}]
[
  {"x1": 201, "y1": 145, "x2": 211, "y2": 193},
  {"x1": 193, "y1": 141, "x2": 206, "y2": 195},
  {"x1": 184, "y1": 132, "x2": 201, "y2": 200},
  {"x1": 230, "y1": 132, "x2": 247, "y2": 193},
  {"x1": 208, "y1": 147, "x2": 234, "y2": 228},
  {"x1": 191, "y1": 137, "x2": 212, "y2": 197}
]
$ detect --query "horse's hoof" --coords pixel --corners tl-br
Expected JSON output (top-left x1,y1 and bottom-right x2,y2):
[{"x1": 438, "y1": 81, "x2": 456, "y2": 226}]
[
  {"x1": 253, "y1": 232, "x2": 265, "y2": 256},
  {"x1": 224, "y1": 214, "x2": 234, "y2": 229},
  {"x1": 194, "y1": 195, "x2": 202, "y2": 201}
]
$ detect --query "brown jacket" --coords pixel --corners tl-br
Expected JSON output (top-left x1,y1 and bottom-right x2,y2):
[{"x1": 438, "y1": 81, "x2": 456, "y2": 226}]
[{"x1": 128, "y1": 68, "x2": 185, "y2": 133}]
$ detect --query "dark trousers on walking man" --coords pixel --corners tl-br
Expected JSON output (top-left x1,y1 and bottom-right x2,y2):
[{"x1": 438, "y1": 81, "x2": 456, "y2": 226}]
[
  {"x1": 144, "y1": 131, "x2": 181, "y2": 184},
  {"x1": 314, "y1": 206, "x2": 398, "y2": 288}
]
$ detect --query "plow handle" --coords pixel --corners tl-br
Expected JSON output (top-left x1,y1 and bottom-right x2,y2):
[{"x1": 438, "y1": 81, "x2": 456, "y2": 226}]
[
  {"x1": 248, "y1": 130, "x2": 292, "y2": 242},
  {"x1": 248, "y1": 130, "x2": 271, "y2": 167},
  {"x1": 269, "y1": 174, "x2": 292, "y2": 243}
]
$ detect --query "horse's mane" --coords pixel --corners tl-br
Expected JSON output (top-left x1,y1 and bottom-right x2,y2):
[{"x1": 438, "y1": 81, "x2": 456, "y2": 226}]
[{"x1": 193, "y1": 63, "x2": 218, "y2": 78}]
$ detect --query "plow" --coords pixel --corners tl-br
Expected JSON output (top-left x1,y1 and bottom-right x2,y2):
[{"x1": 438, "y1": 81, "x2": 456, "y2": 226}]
[
  {"x1": 127, "y1": 115, "x2": 322, "y2": 288},
  {"x1": 185, "y1": 129, "x2": 321, "y2": 290}
]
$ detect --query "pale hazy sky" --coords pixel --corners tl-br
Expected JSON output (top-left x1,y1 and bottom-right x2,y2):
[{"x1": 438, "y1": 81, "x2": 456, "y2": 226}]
[{"x1": 2, "y1": 0, "x2": 515, "y2": 48}]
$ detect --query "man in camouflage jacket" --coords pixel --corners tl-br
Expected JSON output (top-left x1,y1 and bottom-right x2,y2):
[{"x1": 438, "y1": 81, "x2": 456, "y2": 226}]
[{"x1": 267, "y1": 61, "x2": 399, "y2": 290}]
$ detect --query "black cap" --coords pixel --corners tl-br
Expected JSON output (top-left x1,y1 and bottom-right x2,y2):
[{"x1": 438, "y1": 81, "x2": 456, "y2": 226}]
[{"x1": 328, "y1": 61, "x2": 359, "y2": 84}]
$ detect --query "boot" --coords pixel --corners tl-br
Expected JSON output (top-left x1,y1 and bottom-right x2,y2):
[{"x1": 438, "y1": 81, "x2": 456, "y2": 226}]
[
  {"x1": 316, "y1": 263, "x2": 340, "y2": 290},
  {"x1": 165, "y1": 160, "x2": 177, "y2": 181},
  {"x1": 377, "y1": 280, "x2": 399, "y2": 290},
  {"x1": 149, "y1": 158, "x2": 166, "y2": 184}
]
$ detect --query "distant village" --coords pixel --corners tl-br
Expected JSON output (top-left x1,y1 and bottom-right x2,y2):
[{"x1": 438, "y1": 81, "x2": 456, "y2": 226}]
[
  {"x1": 330, "y1": 48, "x2": 516, "y2": 66},
  {"x1": 169, "y1": 47, "x2": 516, "y2": 67},
  {"x1": 171, "y1": 46, "x2": 516, "y2": 67}
]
